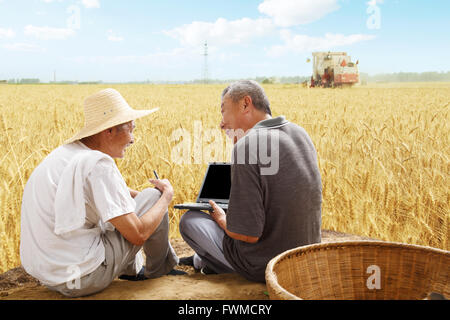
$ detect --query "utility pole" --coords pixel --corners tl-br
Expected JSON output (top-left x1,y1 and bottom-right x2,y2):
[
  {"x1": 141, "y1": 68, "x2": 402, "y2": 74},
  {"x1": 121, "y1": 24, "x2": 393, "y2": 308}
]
[{"x1": 202, "y1": 41, "x2": 209, "y2": 84}]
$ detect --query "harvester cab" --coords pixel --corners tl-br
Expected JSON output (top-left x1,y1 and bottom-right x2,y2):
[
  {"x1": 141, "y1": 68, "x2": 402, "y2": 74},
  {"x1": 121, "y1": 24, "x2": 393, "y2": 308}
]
[{"x1": 310, "y1": 51, "x2": 359, "y2": 88}]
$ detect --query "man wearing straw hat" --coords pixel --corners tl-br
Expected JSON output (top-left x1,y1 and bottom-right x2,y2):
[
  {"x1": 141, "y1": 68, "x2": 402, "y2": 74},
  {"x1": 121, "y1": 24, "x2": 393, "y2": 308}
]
[{"x1": 20, "y1": 88, "x2": 184, "y2": 298}]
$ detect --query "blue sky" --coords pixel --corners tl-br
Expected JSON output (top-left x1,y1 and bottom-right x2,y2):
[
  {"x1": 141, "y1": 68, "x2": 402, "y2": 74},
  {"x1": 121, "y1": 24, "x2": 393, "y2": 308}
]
[{"x1": 0, "y1": 0, "x2": 449, "y2": 82}]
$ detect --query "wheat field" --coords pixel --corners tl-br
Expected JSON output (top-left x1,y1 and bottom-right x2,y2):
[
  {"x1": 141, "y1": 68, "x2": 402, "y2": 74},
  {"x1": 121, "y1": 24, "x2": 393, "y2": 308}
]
[{"x1": 0, "y1": 83, "x2": 448, "y2": 273}]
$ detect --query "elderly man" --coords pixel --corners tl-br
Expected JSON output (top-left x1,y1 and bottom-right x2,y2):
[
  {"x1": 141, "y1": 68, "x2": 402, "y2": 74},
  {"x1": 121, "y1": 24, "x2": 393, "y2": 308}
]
[
  {"x1": 179, "y1": 80, "x2": 322, "y2": 282},
  {"x1": 20, "y1": 88, "x2": 184, "y2": 298}
]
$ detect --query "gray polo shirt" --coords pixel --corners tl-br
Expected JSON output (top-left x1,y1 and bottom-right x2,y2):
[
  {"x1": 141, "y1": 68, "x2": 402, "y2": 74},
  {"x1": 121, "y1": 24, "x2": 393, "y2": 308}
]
[{"x1": 222, "y1": 116, "x2": 322, "y2": 282}]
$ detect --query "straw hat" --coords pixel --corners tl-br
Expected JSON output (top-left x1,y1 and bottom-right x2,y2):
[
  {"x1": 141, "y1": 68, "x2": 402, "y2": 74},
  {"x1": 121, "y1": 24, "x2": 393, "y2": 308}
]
[{"x1": 65, "y1": 88, "x2": 158, "y2": 144}]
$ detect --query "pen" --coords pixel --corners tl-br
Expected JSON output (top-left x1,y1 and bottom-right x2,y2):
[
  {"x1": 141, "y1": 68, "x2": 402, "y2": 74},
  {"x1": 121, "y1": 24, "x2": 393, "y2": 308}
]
[{"x1": 153, "y1": 170, "x2": 159, "y2": 179}]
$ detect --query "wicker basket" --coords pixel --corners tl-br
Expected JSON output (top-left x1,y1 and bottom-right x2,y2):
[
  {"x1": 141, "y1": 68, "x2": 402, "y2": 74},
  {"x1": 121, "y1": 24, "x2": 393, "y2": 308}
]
[{"x1": 265, "y1": 241, "x2": 449, "y2": 300}]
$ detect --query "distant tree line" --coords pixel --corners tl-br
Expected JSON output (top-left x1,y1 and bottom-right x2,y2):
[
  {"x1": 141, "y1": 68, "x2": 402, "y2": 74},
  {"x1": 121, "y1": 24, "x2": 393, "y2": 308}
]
[
  {"x1": 2, "y1": 71, "x2": 449, "y2": 85},
  {"x1": 191, "y1": 72, "x2": 450, "y2": 84},
  {"x1": 5, "y1": 79, "x2": 103, "y2": 84},
  {"x1": 7, "y1": 78, "x2": 41, "y2": 84},
  {"x1": 359, "y1": 71, "x2": 450, "y2": 83},
  {"x1": 188, "y1": 76, "x2": 310, "y2": 84}
]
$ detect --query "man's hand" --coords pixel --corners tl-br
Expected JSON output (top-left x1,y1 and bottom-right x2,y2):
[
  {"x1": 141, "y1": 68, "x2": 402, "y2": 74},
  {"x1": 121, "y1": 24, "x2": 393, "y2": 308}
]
[
  {"x1": 208, "y1": 200, "x2": 227, "y2": 230},
  {"x1": 149, "y1": 178, "x2": 174, "y2": 201},
  {"x1": 208, "y1": 200, "x2": 259, "y2": 244}
]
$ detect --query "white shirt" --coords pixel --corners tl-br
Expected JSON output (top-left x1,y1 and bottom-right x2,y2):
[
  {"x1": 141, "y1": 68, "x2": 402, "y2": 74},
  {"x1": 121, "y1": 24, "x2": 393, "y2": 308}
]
[{"x1": 20, "y1": 141, "x2": 136, "y2": 286}]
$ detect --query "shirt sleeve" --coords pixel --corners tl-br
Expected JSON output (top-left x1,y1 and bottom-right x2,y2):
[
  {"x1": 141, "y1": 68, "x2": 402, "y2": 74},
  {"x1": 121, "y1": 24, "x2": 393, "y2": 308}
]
[
  {"x1": 86, "y1": 160, "x2": 136, "y2": 224},
  {"x1": 226, "y1": 163, "x2": 265, "y2": 238}
]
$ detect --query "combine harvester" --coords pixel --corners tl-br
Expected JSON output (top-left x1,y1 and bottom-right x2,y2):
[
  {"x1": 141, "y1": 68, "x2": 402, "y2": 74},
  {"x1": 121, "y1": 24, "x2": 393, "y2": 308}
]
[{"x1": 310, "y1": 52, "x2": 359, "y2": 88}]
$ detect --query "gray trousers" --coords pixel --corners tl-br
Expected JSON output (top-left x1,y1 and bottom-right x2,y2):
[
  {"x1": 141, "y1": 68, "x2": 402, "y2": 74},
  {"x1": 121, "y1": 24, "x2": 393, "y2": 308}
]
[
  {"x1": 46, "y1": 188, "x2": 178, "y2": 298},
  {"x1": 179, "y1": 210, "x2": 235, "y2": 274}
]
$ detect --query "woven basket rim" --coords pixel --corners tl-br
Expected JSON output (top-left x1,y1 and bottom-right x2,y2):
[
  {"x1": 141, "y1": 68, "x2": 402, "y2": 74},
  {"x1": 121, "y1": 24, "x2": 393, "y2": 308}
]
[{"x1": 265, "y1": 240, "x2": 449, "y2": 300}]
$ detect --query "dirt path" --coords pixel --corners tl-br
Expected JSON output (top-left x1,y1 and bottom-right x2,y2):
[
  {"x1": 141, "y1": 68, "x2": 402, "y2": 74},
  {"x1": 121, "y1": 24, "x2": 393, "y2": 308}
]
[{"x1": 0, "y1": 230, "x2": 375, "y2": 300}]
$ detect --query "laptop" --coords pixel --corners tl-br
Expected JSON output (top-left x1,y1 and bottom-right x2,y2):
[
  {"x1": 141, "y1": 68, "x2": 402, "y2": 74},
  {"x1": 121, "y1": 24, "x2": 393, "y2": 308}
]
[{"x1": 174, "y1": 162, "x2": 231, "y2": 211}]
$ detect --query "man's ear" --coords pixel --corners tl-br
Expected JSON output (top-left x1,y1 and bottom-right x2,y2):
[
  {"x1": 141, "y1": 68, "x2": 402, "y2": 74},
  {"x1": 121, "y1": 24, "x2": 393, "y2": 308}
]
[
  {"x1": 100, "y1": 127, "x2": 114, "y2": 141},
  {"x1": 241, "y1": 95, "x2": 252, "y2": 113}
]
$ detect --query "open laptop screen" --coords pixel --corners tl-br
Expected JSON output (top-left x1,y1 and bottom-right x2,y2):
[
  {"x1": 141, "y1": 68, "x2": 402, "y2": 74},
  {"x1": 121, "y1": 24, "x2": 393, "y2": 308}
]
[{"x1": 197, "y1": 163, "x2": 231, "y2": 202}]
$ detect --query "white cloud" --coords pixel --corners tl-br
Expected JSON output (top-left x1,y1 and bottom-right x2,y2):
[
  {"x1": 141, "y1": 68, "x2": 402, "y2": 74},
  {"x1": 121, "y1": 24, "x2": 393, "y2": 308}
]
[
  {"x1": 3, "y1": 42, "x2": 46, "y2": 53},
  {"x1": 41, "y1": 0, "x2": 100, "y2": 8},
  {"x1": 107, "y1": 35, "x2": 123, "y2": 42},
  {"x1": 163, "y1": 17, "x2": 274, "y2": 47},
  {"x1": 82, "y1": 0, "x2": 100, "y2": 9},
  {"x1": 67, "y1": 47, "x2": 202, "y2": 66},
  {"x1": 107, "y1": 30, "x2": 123, "y2": 42},
  {"x1": 258, "y1": 0, "x2": 340, "y2": 27},
  {"x1": 24, "y1": 25, "x2": 75, "y2": 40},
  {"x1": 267, "y1": 30, "x2": 376, "y2": 56},
  {"x1": 367, "y1": 0, "x2": 384, "y2": 5},
  {"x1": 0, "y1": 28, "x2": 15, "y2": 38},
  {"x1": 163, "y1": 0, "x2": 344, "y2": 49}
]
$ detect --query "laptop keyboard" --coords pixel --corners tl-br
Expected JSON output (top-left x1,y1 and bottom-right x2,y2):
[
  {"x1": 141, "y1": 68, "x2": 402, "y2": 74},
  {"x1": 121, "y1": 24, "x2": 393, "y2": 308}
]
[{"x1": 175, "y1": 202, "x2": 228, "y2": 210}]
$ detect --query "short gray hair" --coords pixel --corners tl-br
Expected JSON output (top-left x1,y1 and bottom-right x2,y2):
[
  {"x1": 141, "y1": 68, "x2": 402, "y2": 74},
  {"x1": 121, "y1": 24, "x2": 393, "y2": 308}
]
[{"x1": 222, "y1": 80, "x2": 271, "y2": 116}]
